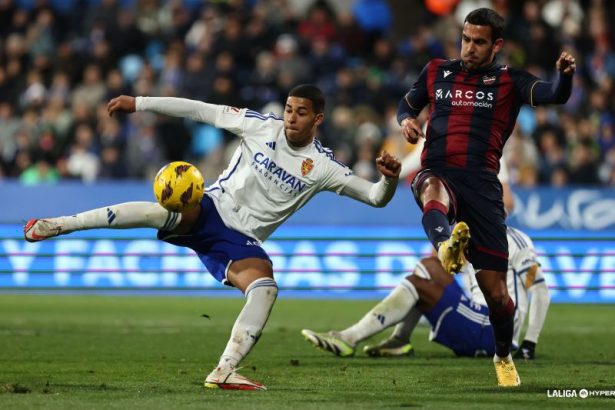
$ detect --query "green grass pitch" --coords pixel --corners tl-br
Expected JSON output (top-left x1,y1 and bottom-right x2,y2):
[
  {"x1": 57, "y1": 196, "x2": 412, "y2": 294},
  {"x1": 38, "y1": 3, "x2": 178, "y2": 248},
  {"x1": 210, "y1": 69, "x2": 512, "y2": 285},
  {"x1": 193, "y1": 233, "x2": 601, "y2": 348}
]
[{"x1": 0, "y1": 295, "x2": 613, "y2": 409}]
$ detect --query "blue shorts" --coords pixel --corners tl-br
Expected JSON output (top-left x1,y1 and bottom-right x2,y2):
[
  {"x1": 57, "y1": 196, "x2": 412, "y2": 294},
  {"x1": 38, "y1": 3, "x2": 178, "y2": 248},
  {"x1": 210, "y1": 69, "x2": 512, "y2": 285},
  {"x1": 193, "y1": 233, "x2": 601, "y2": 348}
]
[
  {"x1": 157, "y1": 194, "x2": 271, "y2": 285},
  {"x1": 423, "y1": 281, "x2": 495, "y2": 357}
]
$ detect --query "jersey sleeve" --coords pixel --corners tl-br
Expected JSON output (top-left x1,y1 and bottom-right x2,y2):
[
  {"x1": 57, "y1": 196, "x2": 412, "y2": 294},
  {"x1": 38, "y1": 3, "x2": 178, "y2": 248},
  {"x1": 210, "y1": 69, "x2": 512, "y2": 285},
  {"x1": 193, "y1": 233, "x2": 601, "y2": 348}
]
[
  {"x1": 214, "y1": 107, "x2": 284, "y2": 140},
  {"x1": 214, "y1": 106, "x2": 248, "y2": 137},
  {"x1": 511, "y1": 246, "x2": 543, "y2": 289},
  {"x1": 511, "y1": 69, "x2": 572, "y2": 107},
  {"x1": 510, "y1": 69, "x2": 541, "y2": 106},
  {"x1": 319, "y1": 157, "x2": 355, "y2": 194},
  {"x1": 397, "y1": 62, "x2": 431, "y2": 123}
]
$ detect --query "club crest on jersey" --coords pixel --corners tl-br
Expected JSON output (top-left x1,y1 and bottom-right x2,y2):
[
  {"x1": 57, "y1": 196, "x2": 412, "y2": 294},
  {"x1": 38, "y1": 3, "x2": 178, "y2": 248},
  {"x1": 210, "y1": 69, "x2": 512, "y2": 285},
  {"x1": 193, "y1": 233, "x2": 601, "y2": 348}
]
[
  {"x1": 482, "y1": 75, "x2": 496, "y2": 85},
  {"x1": 301, "y1": 158, "x2": 314, "y2": 176}
]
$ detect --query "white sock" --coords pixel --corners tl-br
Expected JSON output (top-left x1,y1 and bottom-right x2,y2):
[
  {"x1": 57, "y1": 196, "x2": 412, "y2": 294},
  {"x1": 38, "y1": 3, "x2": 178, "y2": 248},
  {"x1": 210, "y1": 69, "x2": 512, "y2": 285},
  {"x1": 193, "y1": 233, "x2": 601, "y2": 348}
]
[
  {"x1": 53, "y1": 202, "x2": 181, "y2": 232},
  {"x1": 339, "y1": 279, "x2": 419, "y2": 346},
  {"x1": 217, "y1": 277, "x2": 278, "y2": 371},
  {"x1": 391, "y1": 307, "x2": 423, "y2": 341}
]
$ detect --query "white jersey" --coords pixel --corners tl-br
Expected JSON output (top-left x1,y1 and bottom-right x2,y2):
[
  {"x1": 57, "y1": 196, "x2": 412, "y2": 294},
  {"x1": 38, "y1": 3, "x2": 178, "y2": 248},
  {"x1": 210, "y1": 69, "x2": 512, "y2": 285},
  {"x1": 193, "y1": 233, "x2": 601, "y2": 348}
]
[
  {"x1": 136, "y1": 97, "x2": 396, "y2": 243},
  {"x1": 205, "y1": 107, "x2": 353, "y2": 241},
  {"x1": 460, "y1": 227, "x2": 548, "y2": 345}
]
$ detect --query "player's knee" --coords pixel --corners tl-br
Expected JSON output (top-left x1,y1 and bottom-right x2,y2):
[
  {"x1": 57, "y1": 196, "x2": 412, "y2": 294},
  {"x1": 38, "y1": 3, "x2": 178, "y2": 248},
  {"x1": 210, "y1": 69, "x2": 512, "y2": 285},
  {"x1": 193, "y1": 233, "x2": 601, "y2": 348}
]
[
  {"x1": 421, "y1": 177, "x2": 447, "y2": 200},
  {"x1": 405, "y1": 274, "x2": 418, "y2": 286},
  {"x1": 409, "y1": 257, "x2": 437, "y2": 280},
  {"x1": 421, "y1": 257, "x2": 442, "y2": 273},
  {"x1": 246, "y1": 277, "x2": 278, "y2": 301}
]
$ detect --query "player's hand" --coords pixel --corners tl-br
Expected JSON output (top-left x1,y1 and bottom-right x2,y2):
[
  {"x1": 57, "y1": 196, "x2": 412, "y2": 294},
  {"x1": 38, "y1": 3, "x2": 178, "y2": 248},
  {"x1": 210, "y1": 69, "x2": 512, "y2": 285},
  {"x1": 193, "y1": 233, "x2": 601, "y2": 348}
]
[
  {"x1": 376, "y1": 151, "x2": 401, "y2": 179},
  {"x1": 513, "y1": 339, "x2": 536, "y2": 360},
  {"x1": 107, "y1": 95, "x2": 136, "y2": 116},
  {"x1": 555, "y1": 51, "x2": 576, "y2": 75},
  {"x1": 400, "y1": 118, "x2": 424, "y2": 144}
]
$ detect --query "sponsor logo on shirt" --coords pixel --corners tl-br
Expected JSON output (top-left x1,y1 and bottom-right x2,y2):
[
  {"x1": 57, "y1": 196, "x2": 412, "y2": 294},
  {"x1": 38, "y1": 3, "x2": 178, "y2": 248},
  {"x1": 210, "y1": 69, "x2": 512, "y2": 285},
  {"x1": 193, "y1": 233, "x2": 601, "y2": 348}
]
[
  {"x1": 435, "y1": 88, "x2": 495, "y2": 108},
  {"x1": 443, "y1": 70, "x2": 452, "y2": 78},
  {"x1": 265, "y1": 141, "x2": 276, "y2": 150},
  {"x1": 301, "y1": 158, "x2": 314, "y2": 176},
  {"x1": 252, "y1": 152, "x2": 307, "y2": 195}
]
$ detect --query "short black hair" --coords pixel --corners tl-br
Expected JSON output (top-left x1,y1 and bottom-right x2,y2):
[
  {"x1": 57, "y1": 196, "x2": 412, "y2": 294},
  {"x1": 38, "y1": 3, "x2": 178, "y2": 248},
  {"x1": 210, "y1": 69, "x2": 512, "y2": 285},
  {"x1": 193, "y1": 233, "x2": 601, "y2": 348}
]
[
  {"x1": 464, "y1": 8, "x2": 504, "y2": 43},
  {"x1": 288, "y1": 84, "x2": 325, "y2": 114}
]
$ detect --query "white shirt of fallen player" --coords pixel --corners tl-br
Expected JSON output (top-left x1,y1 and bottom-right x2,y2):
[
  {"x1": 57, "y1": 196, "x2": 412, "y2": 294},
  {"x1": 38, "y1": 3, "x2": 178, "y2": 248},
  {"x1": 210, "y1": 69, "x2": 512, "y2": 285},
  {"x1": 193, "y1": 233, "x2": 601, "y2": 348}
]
[
  {"x1": 136, "y1": 97, "x2": 397, "y2": 242},
  {"x1": 460, "y1": 227, "x2": 551, "y2": 347}
]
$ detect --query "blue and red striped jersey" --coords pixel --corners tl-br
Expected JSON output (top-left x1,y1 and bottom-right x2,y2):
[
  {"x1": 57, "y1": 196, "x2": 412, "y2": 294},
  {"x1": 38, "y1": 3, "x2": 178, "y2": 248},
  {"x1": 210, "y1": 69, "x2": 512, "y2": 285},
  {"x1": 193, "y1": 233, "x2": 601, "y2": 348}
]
[{"x1": 398, "y1": 59, "x2": 572, "y2": 173}]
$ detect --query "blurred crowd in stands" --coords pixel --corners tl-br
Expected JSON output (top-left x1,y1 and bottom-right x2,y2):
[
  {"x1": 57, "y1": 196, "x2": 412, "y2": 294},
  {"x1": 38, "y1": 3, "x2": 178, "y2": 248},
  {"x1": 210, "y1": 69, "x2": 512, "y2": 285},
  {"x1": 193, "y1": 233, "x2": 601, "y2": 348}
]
[{"x1": 0, "y1": 0, "x2": 614, "y2": 186}]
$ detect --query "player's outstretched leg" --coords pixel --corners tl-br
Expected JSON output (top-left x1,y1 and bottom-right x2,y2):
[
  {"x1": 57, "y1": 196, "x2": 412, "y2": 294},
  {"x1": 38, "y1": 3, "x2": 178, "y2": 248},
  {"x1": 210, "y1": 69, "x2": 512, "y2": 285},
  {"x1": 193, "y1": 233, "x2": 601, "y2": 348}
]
[
  {"x1": 301, "y1": 329, "x2": 355, "y2": 357},
  {"x1": 493, "y1": 354, "x2": 521, "y2": 387},
  {"x1": 437, "y1": 221, "x2": 470, "y2": 274},
  {"x1": 302, "y1": 278, "x2": 421, "y2": 357},
  {"x1": 24, "y1": 202, "x2": 180, "y2": 242}
]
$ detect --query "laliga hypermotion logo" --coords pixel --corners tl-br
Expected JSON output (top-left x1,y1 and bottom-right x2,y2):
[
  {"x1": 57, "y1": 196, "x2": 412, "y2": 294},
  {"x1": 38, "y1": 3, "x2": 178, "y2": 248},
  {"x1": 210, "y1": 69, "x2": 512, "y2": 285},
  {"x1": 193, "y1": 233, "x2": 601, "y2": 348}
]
[{"x1": 301, "y1": 158, "x2": 314, "y2": 176}]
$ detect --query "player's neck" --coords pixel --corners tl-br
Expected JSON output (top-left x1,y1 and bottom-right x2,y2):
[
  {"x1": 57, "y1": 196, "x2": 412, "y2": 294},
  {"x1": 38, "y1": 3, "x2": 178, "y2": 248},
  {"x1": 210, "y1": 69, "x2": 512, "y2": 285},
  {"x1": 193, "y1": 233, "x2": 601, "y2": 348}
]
[
  {"x1": 286, "y1": 135, "x2": 314, "y2": 149},
  {"x1": 461, "y1": 58, "x2": 497, "y2": 73}
]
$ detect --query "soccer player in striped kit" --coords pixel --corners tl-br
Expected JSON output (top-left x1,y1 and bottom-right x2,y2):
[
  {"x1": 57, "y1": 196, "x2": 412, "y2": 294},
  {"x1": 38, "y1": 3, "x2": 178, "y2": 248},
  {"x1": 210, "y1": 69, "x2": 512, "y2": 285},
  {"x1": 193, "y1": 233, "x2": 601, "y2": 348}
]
[{"x1": 396, "y1": 8, "x2": 574, "y2": 386}]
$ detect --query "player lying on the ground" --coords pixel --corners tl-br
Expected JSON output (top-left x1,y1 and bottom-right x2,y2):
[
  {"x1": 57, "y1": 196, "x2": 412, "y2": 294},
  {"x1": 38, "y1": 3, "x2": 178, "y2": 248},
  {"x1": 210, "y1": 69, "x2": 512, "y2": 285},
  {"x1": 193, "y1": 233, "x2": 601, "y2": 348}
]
[
  {"x1": 24, "y1": 84, "x2": 401, "y2": 391},
  {"x1": 302, "y1": 227, "x2": 550, "y2": 364}
]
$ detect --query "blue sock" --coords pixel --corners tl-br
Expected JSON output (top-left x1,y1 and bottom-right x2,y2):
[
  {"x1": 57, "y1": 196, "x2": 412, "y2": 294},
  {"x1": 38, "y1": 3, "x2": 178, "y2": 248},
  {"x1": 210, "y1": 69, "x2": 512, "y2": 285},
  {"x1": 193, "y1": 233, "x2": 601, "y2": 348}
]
[{"x1": 422, "y1": 200, "x2": 450, "y2": 249}]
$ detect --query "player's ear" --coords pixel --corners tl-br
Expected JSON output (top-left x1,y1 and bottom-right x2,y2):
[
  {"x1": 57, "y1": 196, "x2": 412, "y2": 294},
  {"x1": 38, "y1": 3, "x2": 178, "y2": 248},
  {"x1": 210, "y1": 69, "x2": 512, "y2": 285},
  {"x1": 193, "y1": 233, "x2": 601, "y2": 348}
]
[
  {"x1": 493, "y1": 38, "x2": 504, "y2": 54},
  {"x1": 314, "y1": 112, "x2": 324, "y2": 126}
]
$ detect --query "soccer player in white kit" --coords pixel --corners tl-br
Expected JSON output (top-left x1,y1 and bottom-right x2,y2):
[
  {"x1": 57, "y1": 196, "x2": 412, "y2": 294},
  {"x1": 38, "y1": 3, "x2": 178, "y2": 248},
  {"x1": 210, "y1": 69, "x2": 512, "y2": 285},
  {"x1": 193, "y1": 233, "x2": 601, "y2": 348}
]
[
  {"x1": 23, "y1": 85, "x2": 402, "y2": 391},
  {"x1": 302, "y1": 226, "x2": 550, "y2": 368}
]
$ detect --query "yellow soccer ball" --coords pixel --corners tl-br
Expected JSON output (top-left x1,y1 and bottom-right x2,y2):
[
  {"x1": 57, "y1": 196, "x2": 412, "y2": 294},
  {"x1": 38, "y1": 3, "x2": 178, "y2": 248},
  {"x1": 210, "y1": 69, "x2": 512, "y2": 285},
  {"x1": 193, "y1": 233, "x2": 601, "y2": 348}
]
[{"x1": 153, "y1": 161, "x2": 205, "y2": 212}]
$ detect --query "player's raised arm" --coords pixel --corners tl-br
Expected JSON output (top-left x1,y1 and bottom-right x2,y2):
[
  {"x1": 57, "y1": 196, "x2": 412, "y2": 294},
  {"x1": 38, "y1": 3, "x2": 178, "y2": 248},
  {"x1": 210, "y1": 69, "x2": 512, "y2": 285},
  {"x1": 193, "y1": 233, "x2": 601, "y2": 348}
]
[
  {"x1": 523, "y1": 51, "x2": 576, "y2": 106},
  {"x1": 339, "y1": 151, "x2": 401, "y2": 207},
  {"x1": 108, "y1": 95, "x2": 222, "y2": 125}
]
